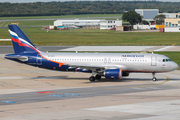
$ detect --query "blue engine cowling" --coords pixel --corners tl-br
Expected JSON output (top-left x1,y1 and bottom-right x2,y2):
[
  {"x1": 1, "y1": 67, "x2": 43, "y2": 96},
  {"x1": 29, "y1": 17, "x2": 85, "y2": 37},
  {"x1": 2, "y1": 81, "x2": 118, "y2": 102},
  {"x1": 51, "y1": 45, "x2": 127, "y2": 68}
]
[{"x1": 104, "y1": 69, "x2": 122, "y2": 79}]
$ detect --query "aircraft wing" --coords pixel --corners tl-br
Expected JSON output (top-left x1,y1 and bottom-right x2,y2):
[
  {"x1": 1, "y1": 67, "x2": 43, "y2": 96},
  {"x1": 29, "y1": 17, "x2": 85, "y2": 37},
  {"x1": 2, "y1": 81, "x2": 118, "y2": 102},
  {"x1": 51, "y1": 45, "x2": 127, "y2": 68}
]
[
  {"x1": 68, "y1": 64, "x2": 105, "y2": 71},
  {"x1": 68, "y1": 64, "x2": 127, "y2": 71}
]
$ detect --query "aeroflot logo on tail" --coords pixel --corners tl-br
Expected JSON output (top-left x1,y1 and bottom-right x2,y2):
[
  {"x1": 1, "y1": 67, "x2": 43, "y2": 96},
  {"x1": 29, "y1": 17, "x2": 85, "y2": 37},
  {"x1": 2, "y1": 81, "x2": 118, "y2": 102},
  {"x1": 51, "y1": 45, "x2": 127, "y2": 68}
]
[{"x1": 9, "y1": 30, "x2": 36, "y2": 49}]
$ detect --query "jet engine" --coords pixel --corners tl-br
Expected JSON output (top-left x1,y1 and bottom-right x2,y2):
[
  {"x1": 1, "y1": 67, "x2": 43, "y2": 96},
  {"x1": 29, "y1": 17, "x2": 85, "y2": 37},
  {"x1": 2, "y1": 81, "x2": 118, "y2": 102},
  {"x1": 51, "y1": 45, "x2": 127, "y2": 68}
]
[
  {"x1": 122, "y1": 72, "x2": 130, "y2": 77},
  {"x1": 104, "y1": 69, "x2": 122, "y2": 79}
]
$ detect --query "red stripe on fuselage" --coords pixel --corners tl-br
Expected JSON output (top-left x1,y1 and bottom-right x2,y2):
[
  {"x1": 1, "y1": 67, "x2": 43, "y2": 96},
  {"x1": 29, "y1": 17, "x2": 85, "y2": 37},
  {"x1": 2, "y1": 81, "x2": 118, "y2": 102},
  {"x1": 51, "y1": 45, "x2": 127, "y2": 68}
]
[{"x1": 11, "y1": 37, "x2": 65, "y2": 67}]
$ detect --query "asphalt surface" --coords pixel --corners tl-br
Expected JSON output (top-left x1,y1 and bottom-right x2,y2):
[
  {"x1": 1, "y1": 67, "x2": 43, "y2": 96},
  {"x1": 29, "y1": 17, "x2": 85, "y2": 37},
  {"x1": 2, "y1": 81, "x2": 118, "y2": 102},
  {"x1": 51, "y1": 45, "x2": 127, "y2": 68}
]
[
  {"x1": 0, "y1": 50, "x2": 180, "y2": 119},
  {"x1": 1, "y1": 45, "x2": 180, "y2": 54},
  {"x1": 0, "y1": 46, "x2": 72, "y2": 54},
  {"x1": 0, "y1": 83, "x2": 176, "y2": 106}
]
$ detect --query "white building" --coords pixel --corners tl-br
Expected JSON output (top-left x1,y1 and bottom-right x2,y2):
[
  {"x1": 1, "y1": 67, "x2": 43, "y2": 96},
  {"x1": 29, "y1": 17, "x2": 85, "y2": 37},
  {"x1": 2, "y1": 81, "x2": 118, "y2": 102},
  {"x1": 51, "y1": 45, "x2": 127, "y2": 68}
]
[
  {"x1": 133, "y1": 25, "x2": 156, "y2": 30},
  {"x1": 165, "y1": 27, "x2": 180, "y2": 32},
  {"x1": 160, "y1": 13, "x2": 177, "y2": 19},
  {"x1": 100, "y1": 20, "x2": 122, "y2": 29},
  {"x1": 54, "y1": 19, "x2": 100, "y2": 27}
]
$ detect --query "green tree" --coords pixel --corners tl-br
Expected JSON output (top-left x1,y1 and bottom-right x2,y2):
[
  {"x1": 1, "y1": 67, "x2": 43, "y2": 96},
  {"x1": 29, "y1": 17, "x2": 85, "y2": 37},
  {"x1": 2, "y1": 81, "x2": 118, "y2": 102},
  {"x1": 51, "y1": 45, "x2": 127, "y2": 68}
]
[
  {"x1": 122, "y1": 10, "x2": 142, "y2": 25},
  {"x1": 153, "y1": 14, "x2": 166, "y2": 25}
]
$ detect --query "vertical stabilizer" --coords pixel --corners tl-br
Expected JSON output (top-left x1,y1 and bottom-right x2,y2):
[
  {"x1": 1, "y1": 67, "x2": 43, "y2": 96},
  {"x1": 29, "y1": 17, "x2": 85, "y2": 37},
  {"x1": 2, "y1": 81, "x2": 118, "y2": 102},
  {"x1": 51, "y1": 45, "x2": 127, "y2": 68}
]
[{"x1": 8, "y1": 25, "x2": 39, "y2": 54}]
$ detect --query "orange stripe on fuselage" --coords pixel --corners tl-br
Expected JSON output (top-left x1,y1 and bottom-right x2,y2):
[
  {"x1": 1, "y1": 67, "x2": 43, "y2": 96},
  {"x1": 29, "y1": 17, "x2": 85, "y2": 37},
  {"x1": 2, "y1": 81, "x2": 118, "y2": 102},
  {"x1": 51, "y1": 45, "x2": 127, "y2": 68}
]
[{"x1": 40, "y1": 55, "x2": 65, "y2": 67}]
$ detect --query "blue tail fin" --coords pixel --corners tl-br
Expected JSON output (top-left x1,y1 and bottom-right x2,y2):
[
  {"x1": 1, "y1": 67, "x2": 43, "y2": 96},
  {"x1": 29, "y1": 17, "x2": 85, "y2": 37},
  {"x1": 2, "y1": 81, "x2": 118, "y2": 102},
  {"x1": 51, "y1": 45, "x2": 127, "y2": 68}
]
[{"x1": 8, "y1": 25, "x2": 39, "y2": 54}]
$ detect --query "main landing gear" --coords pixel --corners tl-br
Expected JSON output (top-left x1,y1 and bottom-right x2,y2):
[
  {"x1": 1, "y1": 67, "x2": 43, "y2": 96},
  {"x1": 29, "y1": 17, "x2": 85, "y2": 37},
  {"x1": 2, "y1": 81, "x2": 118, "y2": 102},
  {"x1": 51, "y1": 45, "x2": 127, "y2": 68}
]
[
  {"x1": 89, "y1": 76, "x2": 96, "y2": 82},
  {"x1": 89, "y1": 72, "x2": 102, "y2": 82},
  {"x1": 152, "y1": 72, "x2": 157, "y2": 81}
]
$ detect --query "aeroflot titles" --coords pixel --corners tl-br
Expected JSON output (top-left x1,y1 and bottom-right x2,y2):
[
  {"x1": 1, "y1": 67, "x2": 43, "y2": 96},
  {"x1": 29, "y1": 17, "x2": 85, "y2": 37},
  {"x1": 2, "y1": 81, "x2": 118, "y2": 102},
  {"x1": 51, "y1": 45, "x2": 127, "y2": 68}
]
[{"x1": 122, "y1": 55, "x2": 144, "y2": 57}]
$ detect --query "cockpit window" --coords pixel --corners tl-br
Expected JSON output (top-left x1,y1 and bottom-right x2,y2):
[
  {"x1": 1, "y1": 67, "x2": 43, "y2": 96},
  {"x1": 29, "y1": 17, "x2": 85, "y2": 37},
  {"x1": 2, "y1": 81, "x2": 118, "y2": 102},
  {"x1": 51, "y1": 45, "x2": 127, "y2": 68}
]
[{"x1": 163, "y1": 59, "x2": 171, "y2": 62}]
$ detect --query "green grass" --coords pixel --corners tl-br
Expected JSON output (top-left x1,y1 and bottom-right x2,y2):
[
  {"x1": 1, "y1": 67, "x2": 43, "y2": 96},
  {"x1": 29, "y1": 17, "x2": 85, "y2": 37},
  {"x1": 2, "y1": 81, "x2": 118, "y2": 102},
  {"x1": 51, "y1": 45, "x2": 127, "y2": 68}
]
[
  {"x1": 0, "y1": 14, "x2": 122, "y2": 27},
  {"x1": 0, "y1": 20, "x2": 54, "y2": 27},
  {"x1": 1, "y1": 27, "x2": 180, "y2": 46},
  {"x1": 0, "y1": 14, "x2": 122, "y2": 20}
]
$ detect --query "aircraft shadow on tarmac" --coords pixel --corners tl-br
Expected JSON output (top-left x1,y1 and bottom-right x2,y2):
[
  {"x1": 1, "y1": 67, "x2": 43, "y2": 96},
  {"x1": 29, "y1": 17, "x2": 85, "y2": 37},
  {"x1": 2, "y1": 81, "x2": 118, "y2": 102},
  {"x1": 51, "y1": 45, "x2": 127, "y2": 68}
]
[
  {"x1": 30, "y1": 76, "x2": 69, "y2": 80},
  {"x1": 30, "y1": 76, "x2": 170, "y2": 82},
  {"x1": 29, "y1": 75, "x2": 179, "y2": 83}
]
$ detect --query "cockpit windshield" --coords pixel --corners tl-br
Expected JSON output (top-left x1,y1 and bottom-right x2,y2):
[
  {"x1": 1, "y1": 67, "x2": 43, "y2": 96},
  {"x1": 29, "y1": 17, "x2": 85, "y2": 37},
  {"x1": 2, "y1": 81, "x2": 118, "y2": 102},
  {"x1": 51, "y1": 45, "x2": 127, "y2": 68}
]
[{"x1": 163, "y1": 59, "x2": 172, "y2": 62}]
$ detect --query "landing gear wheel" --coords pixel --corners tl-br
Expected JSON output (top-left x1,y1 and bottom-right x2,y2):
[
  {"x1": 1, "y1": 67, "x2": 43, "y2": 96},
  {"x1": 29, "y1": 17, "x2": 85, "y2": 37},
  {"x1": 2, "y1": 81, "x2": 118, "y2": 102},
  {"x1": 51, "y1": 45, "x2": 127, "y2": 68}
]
[
  {"x1": 152, "y1": 77, "x2": 157, "y2": 82},
  {"x1": 95, "y1": 75, "x2": 101, "y2": 80},
  {"x1": 89, "y1": 76, "x2": 96, "y2": 82}
]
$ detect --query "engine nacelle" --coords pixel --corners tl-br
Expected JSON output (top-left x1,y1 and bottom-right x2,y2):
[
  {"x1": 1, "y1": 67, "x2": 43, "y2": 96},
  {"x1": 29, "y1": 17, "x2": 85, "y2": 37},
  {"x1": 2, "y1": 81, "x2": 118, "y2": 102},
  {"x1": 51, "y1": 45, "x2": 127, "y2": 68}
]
[
  {"x1": 104, "y1": 69, "x2": 122, "y2": 79},
  {"x1": 122, "y1": 72, "x2": 130, "y2": 76}
]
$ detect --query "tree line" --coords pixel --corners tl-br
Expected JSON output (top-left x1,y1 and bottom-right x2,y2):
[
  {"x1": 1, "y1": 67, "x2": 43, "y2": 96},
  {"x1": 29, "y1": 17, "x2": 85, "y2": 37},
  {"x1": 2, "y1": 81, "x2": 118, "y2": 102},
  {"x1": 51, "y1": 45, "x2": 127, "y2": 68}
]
[{"x1": 0, "y1": 1, "x2": 180, "y2": 17}]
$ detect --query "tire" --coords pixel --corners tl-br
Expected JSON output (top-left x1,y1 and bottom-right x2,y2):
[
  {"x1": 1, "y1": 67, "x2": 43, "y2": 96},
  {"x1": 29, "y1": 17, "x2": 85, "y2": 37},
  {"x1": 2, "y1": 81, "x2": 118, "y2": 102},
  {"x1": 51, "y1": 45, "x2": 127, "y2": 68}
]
[
  {"x1": 95, "y1": 75, "x2": 101, "y2": 80},
  {"x1": 152, "y1": 77, "x2": 157, "y2": 81},
  {"x1": 89, "y1": 76, "x2": 95, "y2": 82}
]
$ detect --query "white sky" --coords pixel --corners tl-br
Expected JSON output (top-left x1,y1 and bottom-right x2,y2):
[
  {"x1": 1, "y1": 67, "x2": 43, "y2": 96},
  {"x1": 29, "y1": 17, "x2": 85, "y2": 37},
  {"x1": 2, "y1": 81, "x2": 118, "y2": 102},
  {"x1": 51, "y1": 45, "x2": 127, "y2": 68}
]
[{"x1": 0, "y1": 0, "x2": 180, "y2": 3}]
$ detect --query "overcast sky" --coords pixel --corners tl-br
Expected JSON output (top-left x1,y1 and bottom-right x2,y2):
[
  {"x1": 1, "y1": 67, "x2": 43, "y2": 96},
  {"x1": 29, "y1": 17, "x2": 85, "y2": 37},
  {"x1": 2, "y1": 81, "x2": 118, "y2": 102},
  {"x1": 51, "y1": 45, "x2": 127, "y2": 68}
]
[{"x1": 0, "y1": 0, "x2": 180, "y2": 3}]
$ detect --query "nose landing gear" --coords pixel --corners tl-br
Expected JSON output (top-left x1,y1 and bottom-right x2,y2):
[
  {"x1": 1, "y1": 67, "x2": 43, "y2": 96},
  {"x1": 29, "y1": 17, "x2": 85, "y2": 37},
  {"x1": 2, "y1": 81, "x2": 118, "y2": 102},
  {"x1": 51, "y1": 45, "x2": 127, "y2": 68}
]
[{"x1": 152, "y1": 72, "x2": 157, "y2": 81}]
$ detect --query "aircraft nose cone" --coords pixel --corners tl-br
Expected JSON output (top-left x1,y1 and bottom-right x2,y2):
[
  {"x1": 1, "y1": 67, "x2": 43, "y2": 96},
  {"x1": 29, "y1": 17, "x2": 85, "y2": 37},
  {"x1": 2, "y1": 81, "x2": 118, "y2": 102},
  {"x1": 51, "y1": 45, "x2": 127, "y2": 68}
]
[{"x1": 172, "y1": 62, "x2": 179, "y2": 70}]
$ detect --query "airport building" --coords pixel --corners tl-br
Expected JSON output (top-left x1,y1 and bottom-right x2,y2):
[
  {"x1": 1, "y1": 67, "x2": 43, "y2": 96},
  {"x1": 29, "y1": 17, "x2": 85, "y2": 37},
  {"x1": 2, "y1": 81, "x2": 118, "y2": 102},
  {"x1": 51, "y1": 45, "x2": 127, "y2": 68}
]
[
  {"x1": 135, "y1": 9, "x2": 159, "y2": 22},
  {"x1": 100, "y1": 20, "x2": 122, "y2": 29},
  {"x1": 54, "y1": 19, "x2": 122, "y2": 30},
  {"x1": 54, "y1": 19, "x2": 100, "y2": 27},
  {"x1": 161, "y1": 13, "x2": 177, "y2": 19},
  {"x1": 164, "y1": 13, "x2": 180, "y2": 32}
]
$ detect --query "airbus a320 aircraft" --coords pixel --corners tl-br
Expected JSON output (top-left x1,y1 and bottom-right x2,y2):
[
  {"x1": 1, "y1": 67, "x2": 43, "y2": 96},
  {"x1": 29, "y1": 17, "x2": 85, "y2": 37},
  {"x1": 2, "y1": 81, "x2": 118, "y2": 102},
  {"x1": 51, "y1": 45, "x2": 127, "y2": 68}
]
[{"x1": 5, "y1": 25, "x2": 178, "y2": 82}]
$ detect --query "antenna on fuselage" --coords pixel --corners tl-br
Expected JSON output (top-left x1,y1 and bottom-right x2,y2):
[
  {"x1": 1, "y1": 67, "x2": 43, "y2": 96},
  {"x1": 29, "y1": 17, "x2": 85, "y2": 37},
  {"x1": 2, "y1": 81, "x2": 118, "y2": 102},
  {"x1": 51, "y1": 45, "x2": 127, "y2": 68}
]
[
  {"x1": 76, "y1": 51, "x2": 78, "y2": 53},
  {"x1": 149, "y1": 51, "x2": 154, "y2": 54}
]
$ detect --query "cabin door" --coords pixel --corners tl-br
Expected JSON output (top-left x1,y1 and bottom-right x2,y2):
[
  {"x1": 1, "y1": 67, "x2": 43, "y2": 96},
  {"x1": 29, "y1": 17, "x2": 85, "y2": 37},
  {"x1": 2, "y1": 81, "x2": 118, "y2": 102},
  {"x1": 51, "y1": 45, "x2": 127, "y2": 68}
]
[{"x1": 151, "y1": 56, "x2": 157, "y2": 66}]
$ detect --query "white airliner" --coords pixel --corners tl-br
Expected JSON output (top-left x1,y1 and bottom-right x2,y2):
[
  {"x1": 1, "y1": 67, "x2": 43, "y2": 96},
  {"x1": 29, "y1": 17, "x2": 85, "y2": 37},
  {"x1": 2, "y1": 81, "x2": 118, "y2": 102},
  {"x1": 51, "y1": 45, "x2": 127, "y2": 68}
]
[{"x1": 5, "y1": 25, "x2": 179, "y2": 82}]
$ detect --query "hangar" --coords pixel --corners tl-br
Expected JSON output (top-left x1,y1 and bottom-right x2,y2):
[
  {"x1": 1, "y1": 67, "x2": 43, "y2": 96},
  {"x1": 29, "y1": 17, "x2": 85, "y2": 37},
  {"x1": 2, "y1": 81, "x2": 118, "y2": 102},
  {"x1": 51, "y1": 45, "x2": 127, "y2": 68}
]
[
  {"x1": 54, "y1": 19, "x2": 122, "y2": 30},
  {"x1": 54, "y1": 19, "x2": 100, "y2": 27}
]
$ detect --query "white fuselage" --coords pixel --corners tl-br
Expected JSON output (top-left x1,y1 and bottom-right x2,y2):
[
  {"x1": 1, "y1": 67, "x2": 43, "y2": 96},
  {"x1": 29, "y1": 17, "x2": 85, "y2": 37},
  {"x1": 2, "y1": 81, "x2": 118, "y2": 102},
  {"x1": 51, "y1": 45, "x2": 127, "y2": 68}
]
[{"x1": 41, "y1": 52, "x2": 178, "y2": 73}]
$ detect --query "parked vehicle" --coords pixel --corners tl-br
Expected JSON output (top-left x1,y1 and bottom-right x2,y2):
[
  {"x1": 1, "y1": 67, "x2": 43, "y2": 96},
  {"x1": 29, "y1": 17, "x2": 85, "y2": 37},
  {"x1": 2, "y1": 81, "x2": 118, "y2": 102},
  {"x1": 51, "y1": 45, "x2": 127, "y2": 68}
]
[{"x1": 110, "y1": 28, "x2": 116, "y2": 30}]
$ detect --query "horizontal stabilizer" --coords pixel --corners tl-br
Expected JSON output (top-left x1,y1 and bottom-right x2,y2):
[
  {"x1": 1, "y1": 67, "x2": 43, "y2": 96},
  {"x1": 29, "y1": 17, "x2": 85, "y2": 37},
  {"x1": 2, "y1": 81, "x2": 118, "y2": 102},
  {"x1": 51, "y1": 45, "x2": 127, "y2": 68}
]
[{"x1": 5, "y1": 54, "x2": 28, "y2": 62}]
